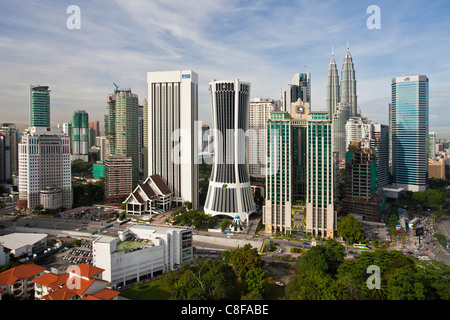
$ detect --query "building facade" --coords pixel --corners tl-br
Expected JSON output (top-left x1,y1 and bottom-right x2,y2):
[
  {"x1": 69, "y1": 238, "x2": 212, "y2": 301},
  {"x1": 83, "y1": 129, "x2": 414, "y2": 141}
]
[
  {"x1": 71, "y1": 110, "x2": 89, "y2": 156},
  {"x1": 18, "y1": 127, "x2": 72, "y2": 213},
  {"x1": 107, "y1": 88, "x2": 139, "y2": 185},
  {"x1": 0, "y1": 123, "x2": 18, "y2": 176},
  {"x1": 340, "y1": 45, "x2": 358, "y2": 117},
  {"x1": 147, "y1": 70, "x2": 199, "y2": 209},
  {"x1": 104, "y1": 154, "x2": 132, "y2": 203},
  {"x1": 248, "y1": 97, "x2": 278, "y2": 178},
  {"x1": 29, "y1": 85, "x2": 50, "y2": 128},
  {"x1": 92, "y1": 225, "x2": 193, "y2": 289},
  {"x1": 391, "y1": 75, "x2": 429, "y2": 191},
  {"x1": 326, "y1": 50, "x2": 340, "y2": 119},
  {"x1": 203, "y1": 79, "x2": 256, "y2": 221},
  {"x1": 305, "y1": 112, "x2": 335, "y2": 237}
]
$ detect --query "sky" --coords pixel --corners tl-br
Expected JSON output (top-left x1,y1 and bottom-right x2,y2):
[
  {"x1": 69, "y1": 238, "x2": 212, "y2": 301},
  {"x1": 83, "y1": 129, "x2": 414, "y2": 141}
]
[{"x1": 1, "y1": 0, "x2": 450, "y2": 138}]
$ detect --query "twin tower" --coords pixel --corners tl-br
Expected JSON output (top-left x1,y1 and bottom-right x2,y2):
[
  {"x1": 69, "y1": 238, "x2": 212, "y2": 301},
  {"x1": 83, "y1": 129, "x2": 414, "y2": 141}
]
[{"x1": 326, "y1": 44, "x2": 358, "y2": 119}]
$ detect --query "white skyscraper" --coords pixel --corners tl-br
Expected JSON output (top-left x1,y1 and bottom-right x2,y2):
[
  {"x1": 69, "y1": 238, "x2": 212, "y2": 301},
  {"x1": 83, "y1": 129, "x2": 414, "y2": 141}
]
[
  {"x1": 248, "y1": 98, "x2": 278, "y2": 178},
  {"x1": 147, "y1": 70, "x2": 199, "y2": 209},
  {"x1": 18, "y1": 127, "x2": 72, "y2": 213},
  {"x1": 204, "y1": 79, "x2": 256, "y2": 221}
]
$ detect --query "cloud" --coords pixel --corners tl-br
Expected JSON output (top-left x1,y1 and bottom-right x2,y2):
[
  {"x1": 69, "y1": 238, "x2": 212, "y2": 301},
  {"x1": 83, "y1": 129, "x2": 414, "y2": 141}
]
[{"x1": 0, "y1": 0, "x2": 449, "y2": 138}]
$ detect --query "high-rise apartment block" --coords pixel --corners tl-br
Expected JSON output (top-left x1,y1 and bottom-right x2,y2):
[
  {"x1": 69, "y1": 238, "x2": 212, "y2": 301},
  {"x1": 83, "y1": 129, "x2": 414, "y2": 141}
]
[
  {"x1": 147, "y1": 70, "x2": 199, "y2": 209},
  {"x1": 104, "y1": 154, "x2": 132, "y2": 203},
  {"x1": 204, "y1": 79, "x2": 256, "y2": 221},
  {"x1": 107, "y1": 88, "x2": 139, "y2": 185},
  {"x1": 248, "y1": 98, "x2": 278, "y2": 178},
  {"x1": 30, "y1": 85, "x2": 51, "y2": 127},
  {"x1": 391, "y1": 75, "x2": 429, "y2": 191},
  {"x1": 18, "y1": 127, "x2": 72, "y2": 213}
]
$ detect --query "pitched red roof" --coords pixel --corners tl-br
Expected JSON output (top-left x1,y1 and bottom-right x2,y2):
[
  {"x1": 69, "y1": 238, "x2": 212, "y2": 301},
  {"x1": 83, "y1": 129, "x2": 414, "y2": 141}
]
[
  {"x1": 81, "y1": 288, "x2": 119, "y2": 300},
  {"x1": 32, "y1": 272, "x2": 69, "y2": 290},
  {"x1": 0, "y1": 264, "x2": 46, "y2": 286},
  {"x1": 42, "y1": 286, "x2": 77, "y2": 300},
  {"x1": 68, "y1": 263, "x2": 104, "y2": 279}
]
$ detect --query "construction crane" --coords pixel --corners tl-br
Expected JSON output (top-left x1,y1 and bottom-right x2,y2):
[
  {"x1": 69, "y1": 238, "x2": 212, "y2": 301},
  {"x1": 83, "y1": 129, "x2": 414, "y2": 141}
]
[{"x1": 113, "y1": 83, "x2": 119, "y2": 90}]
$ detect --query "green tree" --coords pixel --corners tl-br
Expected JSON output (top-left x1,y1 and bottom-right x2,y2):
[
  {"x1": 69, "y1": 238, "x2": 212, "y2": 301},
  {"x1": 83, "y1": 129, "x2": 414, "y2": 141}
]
[
  {"x1": 337, "y1": 215, "x2": 365, "y2": 244},
  {"x1": 241, "y1": 267, "x2": 268, "y2": 299},
  {"x1": 226, "y1": 244, "x2": 264, "y2": 280},
  {"x1": 296, "y1": 239, "x2": 345, "y2": 275},
  {"x1": 386, "y1": 265, "x2": 425, "y2": 300},
  {"x1": 161, "y1": 258, "x2": 239, "y2": 300},
  {"x1": 219, "y1": 218, "x2": 231, "y2": 232}
]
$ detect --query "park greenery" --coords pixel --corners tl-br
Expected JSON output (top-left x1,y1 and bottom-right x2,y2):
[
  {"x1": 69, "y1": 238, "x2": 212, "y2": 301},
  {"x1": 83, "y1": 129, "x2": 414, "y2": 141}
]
[
  {"x1": 284, "y1": 239, "x2": 450, "y2": 300},
  {"x1": 158, "y1": 244, "x2": 268, "y2": 300},
  {"x1": 337, "y1": 215, "x2": 365, "y2": 244}
]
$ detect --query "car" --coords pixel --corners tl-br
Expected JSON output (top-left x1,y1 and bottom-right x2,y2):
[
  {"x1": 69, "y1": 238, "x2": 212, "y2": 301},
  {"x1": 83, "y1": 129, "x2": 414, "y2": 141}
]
[{"x1": 276, "y1": 281, "x2": 284, "y2": 286}]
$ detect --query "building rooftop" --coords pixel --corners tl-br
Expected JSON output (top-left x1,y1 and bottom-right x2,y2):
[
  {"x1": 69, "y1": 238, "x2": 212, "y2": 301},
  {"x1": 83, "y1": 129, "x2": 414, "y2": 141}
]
[
  {"x1": 0, "y1": 233, "x2": 47, "y2": 251},
  {"x1": 0, "y1": 264, "x2": 46, "y2": 286}
]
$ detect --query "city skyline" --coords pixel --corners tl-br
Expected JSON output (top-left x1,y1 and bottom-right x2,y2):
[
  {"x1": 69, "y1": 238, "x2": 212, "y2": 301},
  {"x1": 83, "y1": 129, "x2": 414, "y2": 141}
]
[{"x1": 1, "y1": 1, "x2": 449, "y2": 138}]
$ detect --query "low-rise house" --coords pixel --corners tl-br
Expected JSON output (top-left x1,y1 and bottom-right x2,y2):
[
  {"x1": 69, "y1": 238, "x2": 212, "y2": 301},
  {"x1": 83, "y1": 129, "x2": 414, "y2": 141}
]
[
  {"x1": 0, "y1": 264, "x2": 46, "y2": 299},
  {"x1": 33, "y1": 263, "x2": 119, "y2": 300}
]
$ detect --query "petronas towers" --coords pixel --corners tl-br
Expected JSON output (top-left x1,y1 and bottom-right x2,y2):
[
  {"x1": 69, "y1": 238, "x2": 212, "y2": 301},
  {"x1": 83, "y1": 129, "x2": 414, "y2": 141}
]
[{"x1": 326, "y1": 44, "x2": 358, "y2": 119}]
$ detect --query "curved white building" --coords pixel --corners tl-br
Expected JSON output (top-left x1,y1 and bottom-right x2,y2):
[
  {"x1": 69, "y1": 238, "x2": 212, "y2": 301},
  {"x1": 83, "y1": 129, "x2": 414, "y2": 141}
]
[{"x1": 204, "y1": 79, "x2": 256, "y2": 221}]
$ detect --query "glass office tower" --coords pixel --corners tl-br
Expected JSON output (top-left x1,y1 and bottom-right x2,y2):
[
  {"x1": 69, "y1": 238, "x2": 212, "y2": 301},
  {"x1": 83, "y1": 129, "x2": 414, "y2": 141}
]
[
  {"x1": 391, "y1": 75, "x2": 429, "y2": 192},
  {"x1": 30, "y1": 85, "x2": 50, "y2": 127}
]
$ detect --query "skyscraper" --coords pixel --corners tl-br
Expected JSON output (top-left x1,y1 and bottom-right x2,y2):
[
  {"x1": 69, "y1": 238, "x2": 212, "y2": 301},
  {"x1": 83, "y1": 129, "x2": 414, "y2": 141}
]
[
  {"x1": 326, "y1": 49, "x2": 340, "y2": 118},
  {"x1": 204, "y1": 79, "x2": 256, "y2": 221},
  {"x1": 30, "y1": 85, "x2": 51, "y2": 127},
  {"x1": 71, "y1": 110, "x2": 89, "y2": 157},
  {"x1": 428, "y1": 132, "x2": 437, "y2": 159},
  {"x1": 263, "y1": 100, "x2": 309, "y2": 234},
  {"x1": 282, "y1": 73, "x2": 311, "y2": 111},
  {"x1": 107, "y1": 88, "x2": 139, "y2": 185},
  {"x1": 0, "y1": 123, "x2": 18, "y2": 176},
  {"x1": 332, "y1": 102, "x2": 350, "y2": 158},
  {"x1": 306, "y1": 112, "x2": 335, "y2": 238},
  {"x1": 340, "y1": 45, "x2": 358, "y2": 117},
  {"x1": 248, "y1": 98, "x2": 278, "y2": 178},
  {"x1": 0, "y1": 133, "x2": 11, "y2": 182},
  {"x1": 147, "y1": 70, "x2": 199, "y2": 209},
  {"x1": 391, "y1": 75, "x2": 429, "y2": 192}
]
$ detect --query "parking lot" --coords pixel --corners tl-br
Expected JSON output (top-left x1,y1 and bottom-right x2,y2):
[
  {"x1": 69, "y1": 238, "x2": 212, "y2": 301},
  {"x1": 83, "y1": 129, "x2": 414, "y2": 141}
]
[
  {"x1": 60, "y1": 242, "x2": 93, "y2": 266},
  {"x1": 37, "y1": 238, "x2": 94, "y2": 271}
]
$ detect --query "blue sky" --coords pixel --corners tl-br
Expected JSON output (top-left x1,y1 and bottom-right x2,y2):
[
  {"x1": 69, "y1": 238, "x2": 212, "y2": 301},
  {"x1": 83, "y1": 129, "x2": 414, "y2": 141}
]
[{"x1": 1, "y1": 0, "x2": 450, "y2": 138}]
